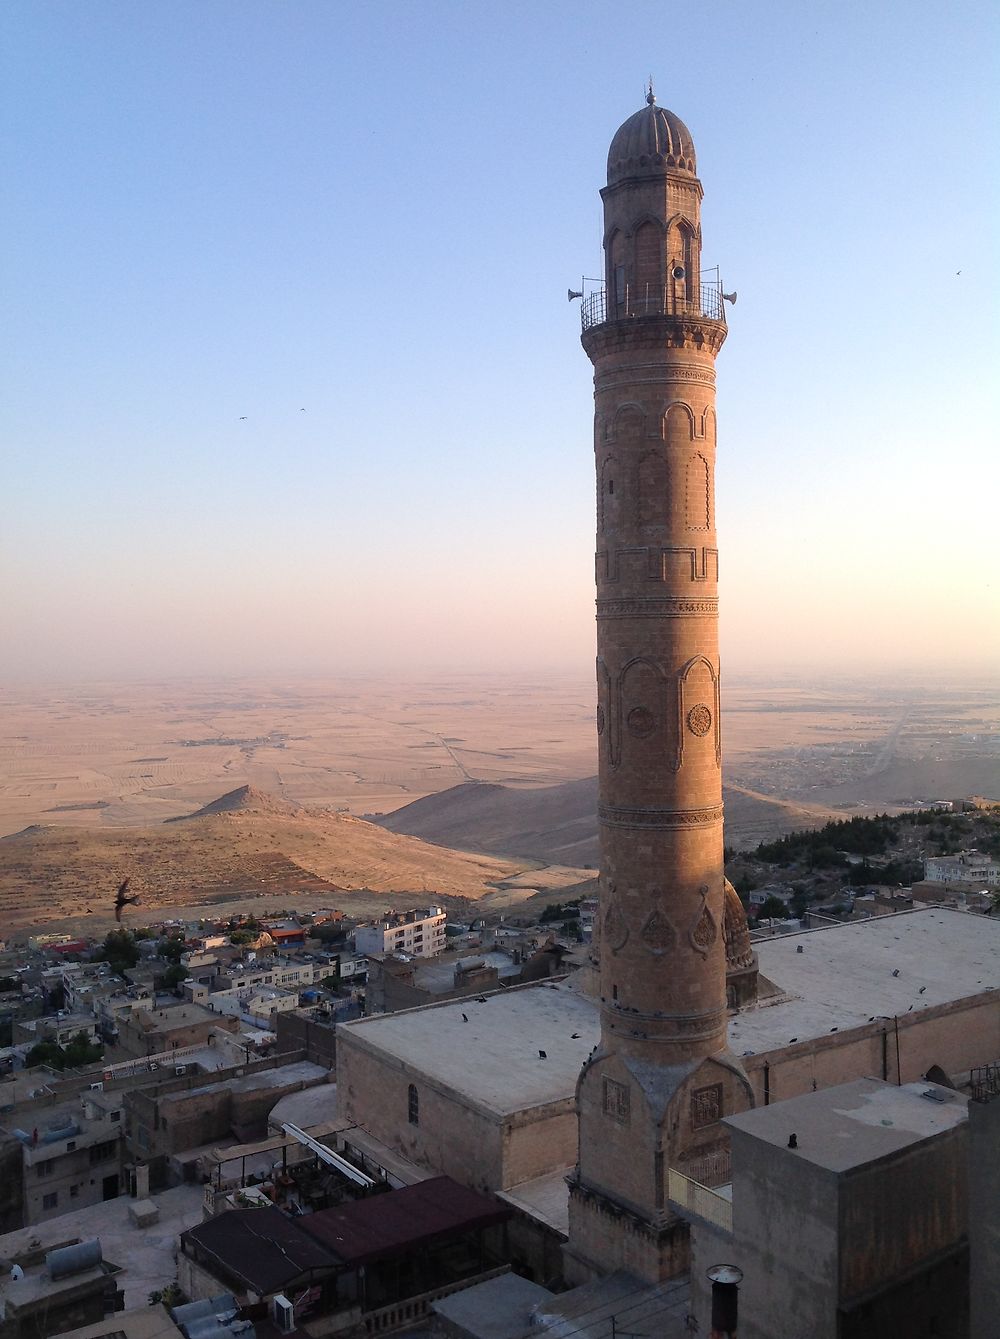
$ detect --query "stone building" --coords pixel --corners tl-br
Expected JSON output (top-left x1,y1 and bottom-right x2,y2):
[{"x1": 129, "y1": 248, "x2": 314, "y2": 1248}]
[
  {"x1": 113, "y1": 1001, "x2": 237, "y2": 1061},
  {"x1": 567, "y1": 90, "x2": 752, "y2": 1284},
  {"x1": 364, "y1": 948, "x2": 521, "y2": 1015},
  {"x1": 336, "y1": 907, "x2": 1000, "y2": 1282},
  {"x1": 687, "y1": 1079, "x2": 971, "y2": 1338}
]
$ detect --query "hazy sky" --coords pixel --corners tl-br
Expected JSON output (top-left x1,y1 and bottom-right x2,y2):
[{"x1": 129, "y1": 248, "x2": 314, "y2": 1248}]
[{"x1": 2, "y1": 1, "x2": 997, "y2": 682}]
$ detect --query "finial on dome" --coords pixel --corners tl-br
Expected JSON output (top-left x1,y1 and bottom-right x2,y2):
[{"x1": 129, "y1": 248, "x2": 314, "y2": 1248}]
[{"x1": 646, "y1": 77, "x2": 655, "y2": 106}]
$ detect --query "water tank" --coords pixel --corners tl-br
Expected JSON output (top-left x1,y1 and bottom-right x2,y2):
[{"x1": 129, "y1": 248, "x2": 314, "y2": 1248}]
[
  {"x1": 47, "y1": 1238, "x2": 102, "y2": 1279},
  {"x1": 172, "y1": 1294, "x2": 238, "y2": 1326},
  {"x1": 41, "y1": 1121, "x2": 80, "y2": 1144}
]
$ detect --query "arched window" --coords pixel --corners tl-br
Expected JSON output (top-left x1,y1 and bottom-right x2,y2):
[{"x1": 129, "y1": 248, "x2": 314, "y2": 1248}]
[{"x1": 407, "y1": 1083, "x2": 419, "y2": 1126}]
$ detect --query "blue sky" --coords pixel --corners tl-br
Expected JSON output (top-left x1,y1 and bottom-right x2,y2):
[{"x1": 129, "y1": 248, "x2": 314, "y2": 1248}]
[{"x1": 2, "y1": 1, "x2": 997, "y2": 679}]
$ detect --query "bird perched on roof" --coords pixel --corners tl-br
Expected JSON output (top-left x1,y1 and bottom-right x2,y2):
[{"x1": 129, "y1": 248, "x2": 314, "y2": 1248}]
[{"x1": 114, "y1": 878, "x2": 140, "y2": 923}]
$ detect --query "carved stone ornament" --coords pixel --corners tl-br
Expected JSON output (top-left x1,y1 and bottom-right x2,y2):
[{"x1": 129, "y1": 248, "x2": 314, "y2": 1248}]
[
  {"x1": 627, "y1": 705, "x2": 656, "y2": 737},
  {"x1": 640, "y1": 908, "x2": 676, "y2": 955},
  {"x1": 691, "y1": 1083, "x2": 723, "y2": 1130},
  {"x1": 687, "y1": 703, "x2": 713, "y2": 737},
  {"x1": 604, "y1": 892, "x2": 629, "y2": 952},
  {"x1": 596, "y1": 704, "x2": 606, "y2": 735},
  {"x1": 603, "y1": 1077, "x2": 631, "y2": 1124},
  {"x1": 689, "y1": 887, "x2": 718, "y2": 958}
]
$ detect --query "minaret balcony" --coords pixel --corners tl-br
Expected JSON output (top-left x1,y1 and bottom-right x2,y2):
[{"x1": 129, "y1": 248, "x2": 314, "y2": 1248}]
[{"x1": 582, "y1": 282, "x2": 726, "y2": 331}]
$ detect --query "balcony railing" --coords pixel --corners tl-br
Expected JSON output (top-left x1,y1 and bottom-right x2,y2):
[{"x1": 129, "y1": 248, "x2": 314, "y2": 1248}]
[
  {"x1": 582, "y1": 281, "x2": 725, "y2": 330},
  {"x1": 667, "y1": 1167, "x2": 733, "y2": 1233}
]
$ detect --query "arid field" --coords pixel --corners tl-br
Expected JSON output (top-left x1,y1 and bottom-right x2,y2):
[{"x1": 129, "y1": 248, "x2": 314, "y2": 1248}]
[{"x1": 0, "y1": 672, "x2": 997, "y2": 936}]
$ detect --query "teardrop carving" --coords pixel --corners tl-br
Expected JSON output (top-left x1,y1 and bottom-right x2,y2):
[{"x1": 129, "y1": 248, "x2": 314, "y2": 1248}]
[
  {"x1": 604, "y1": 891, "x2": 629, "y2": 953},
  {"x1": 640, "y1": 908, "x2": 676, "y2": 955}
]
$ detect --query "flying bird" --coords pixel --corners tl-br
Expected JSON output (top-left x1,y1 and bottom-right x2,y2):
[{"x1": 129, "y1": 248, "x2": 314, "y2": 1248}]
[
  {"x1": 114, "y1": 878, "x2": 140, "y2": 923},
  {"x1": 239, "y1": 416, "x2": 248, "y2": 420}
]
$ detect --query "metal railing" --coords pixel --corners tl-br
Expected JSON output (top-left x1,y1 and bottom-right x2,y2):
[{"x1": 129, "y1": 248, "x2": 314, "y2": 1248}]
[
  {"x1": 582, "y1": 282, "x2": 725, "y2": 330},
  {"x1": 667, "y1": 1167, "x2": 733, "y2": 1233}
]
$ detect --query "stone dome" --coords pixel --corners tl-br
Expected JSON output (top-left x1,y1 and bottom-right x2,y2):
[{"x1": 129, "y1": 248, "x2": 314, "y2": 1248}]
[
  {"x1": 607, "y1": 95, "x2": 697, "y2": 184},
  {"x1": 723, "y1": 879, "x2": 755, "y2": 972}
]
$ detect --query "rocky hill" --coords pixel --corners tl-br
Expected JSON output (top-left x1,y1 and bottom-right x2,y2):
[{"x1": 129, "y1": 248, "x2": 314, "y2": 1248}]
[
  {"x1": 0, "y1": 788, "x2": 540, "y2": 934},
  {"x1": 376, "y1": 777, "x2": 835, "y2": 863}
]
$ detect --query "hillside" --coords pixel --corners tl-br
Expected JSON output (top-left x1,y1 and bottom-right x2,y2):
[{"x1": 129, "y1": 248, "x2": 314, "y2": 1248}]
[
  {"x1": 0, "y1": 788, "x2": 539, "y2": 933},
  {"x1": 375, "y1": 777, "x2": 835, "y2": 863}
]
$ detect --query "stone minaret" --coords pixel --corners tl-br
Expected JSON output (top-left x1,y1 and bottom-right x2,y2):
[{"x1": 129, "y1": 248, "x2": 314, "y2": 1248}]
[{"x1": 566, "y1": 93, "x2": 753, "y2": 1285}]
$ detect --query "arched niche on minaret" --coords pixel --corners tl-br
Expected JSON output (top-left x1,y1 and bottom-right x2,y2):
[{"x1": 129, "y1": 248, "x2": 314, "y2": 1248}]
[
  {"x1": 619, "y1": 656, "x2": 670, "y2": 764},
  {"x1": 663, "y1": 401, "x2": 696, "y2": 449},
  {"x1": 637, "y1": 449, "x2": 669, "y2": 531},
  {"x1": 633, "y1": 216, "x2": 666, "y2": 302},
  {"x1": 685, "y1": 452, "x2": 712, "y2": 531},
  {"x1": 666, "y1": 213, "x2": 701, "y2": 306},
  {"x1": 613, "y1": 403, "x2": 645, "y2": 443},
  {"x1": 675, "y1": 654, "x2": 722, "y2": 772}
]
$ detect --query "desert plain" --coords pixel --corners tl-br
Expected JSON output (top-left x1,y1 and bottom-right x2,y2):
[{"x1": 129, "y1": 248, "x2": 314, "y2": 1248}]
[{"x1": 0, "y1": 671, "x2": 997, "y2": 938}]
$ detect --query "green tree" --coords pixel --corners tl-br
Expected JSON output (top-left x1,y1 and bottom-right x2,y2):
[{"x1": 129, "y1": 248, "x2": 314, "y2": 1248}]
[
  {"x1": 159, "y1": 937, "x2": 185, "y2": 964},
  {"x1": 757, "y1": 895, "x2": 788, "y2": 920},
  {"x1": 162, "y1": 964, "x2": 188, "y2": 989},
  {"x1": 96, "y1": 929, "x2": 140, "y2": 974},
  {"x1": 63, "y1": 1030, "x2": 103, "y2": 1068}
]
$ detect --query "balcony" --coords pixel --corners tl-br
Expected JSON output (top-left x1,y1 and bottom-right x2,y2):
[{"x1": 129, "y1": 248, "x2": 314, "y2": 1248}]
[
  {"x1": 666, "y1": 1167, "x2": 733, "y2": 1234},
  {"x1": 582, "y1": 281, "x2": 726, "y2": 331}
]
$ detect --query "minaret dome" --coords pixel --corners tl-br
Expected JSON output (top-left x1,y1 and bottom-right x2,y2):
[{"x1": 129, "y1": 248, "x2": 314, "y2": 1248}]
[{"x1": 606, "y1": 101, "x2": 697, "y2": 183}]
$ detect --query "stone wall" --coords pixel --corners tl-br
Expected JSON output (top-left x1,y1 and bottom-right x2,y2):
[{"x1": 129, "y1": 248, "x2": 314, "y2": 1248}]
[{"x1": 337, "y1": 1029, "x2": 576, "y2": 1195}]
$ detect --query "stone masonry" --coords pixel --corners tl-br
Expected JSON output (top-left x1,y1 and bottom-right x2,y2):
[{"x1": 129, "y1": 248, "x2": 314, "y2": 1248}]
[{"x1": 566, "y1": 93, "x2": 753, "y2": 1285}]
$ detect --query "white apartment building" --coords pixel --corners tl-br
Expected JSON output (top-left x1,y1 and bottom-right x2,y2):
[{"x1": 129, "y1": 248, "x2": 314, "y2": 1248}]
[
  {"x1": 354, "y1": 906, "x2": 447, "y2": 959},
  {"x1": 924, "y1": 851, "x2": 1000, "y2": 889}
]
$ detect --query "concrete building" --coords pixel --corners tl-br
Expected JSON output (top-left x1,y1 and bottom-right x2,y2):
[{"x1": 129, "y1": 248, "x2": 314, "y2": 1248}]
[
  {"x1": 364, "y1": 948, "x2": 522, "y2": 1015},
  {"x1": 968, "y1": 1064, "x2": 1000, "y2": 1336},
  {"x1": 5, "y1": 1088, "x2": 125, "y2": 1226},
  {"x1": 686, "y1": 1079, "x2": 971, "y2": 1339},
  {"x1": 13, "y1": 1013, "x2": 100, "y2": 1051},
  {"x1": 922, "y1": 849, "x2": 1000, "y2": 890},
  {"x1": 114, "y1": 1002, "x2": 238, "y2": 1061},
  {"x1": 567, "y1": 90, "x2": 752, "y2": 1284},
  {"x1": 0, "y1": 1183, "x2": 204, "y2": 1318},
  {"x1": 354, "y1": 906, "x2": 447, "y2": 959},
  {"x1": 274, "y1": 1003, "x2": 361, "y2": 1070},
  {"x1": 124, "y1": 1056, "x2": 329, "y2": 1181}
]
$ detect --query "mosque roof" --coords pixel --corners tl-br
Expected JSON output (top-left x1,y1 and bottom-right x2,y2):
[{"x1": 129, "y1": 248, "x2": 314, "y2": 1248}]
[{"x1": 607, "y1": 93, "x2": 697, "y2": 184}]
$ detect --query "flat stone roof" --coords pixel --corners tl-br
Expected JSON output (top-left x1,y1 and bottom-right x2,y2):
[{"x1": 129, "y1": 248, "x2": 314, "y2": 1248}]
[
  {"x1": 732, "y1": 907, "x2": 1000, "y2": 1055},
  {"x1": 498, "y1": 1167, "x2": 573, "y2": 1237},
  {"x1": 725, "y1": 1077, "x2": 969, "y2": 1172},
  {"x1": 340, "y1": 981, "x2": 597, "y2": 1116},
  {"x1": 340, "y1": 910, "x2": 999, "y2": 1116},
  {"x1": 0, "y1": 1184, "x2": 204, "y2": 1310},
  {"x1": 431, "y1": 1271, "x2": 555, "y2": 1338}
]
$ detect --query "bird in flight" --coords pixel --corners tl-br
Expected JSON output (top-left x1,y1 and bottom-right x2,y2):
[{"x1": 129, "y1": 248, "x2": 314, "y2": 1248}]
[
  {"x1": 239, "y1": 416, "x2": 248, "y2": 420},
  {"x1": 114, "y1": 877, "x2": 140, "y2": 923}
]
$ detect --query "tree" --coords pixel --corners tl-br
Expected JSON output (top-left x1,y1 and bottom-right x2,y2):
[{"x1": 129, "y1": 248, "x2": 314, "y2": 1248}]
[
  {"x1": 26, "y1": 1031, "x2": 102, "y2": 1071},
  {"x1": 757, "y1": 895, "x2": 788, "y2": 921},
  {"x1": 63, "y1": 1030, "x2": 103, "y2": 1068},
  {"x1": 96, "y1": 929, "x2": 140, "y2": 974},
  {"x1": 162, "y1": 964, "x2": 188, "y2": 990},
  {"x1": 159, "y1": 937, "x2": 185, "y2": 964}
]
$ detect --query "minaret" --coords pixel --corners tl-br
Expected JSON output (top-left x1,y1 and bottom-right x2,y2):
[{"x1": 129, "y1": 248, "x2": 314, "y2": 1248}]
[{"x1": 566, "y1": 92, "x2": 753, "y2": 1285}]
